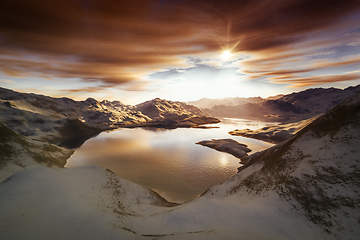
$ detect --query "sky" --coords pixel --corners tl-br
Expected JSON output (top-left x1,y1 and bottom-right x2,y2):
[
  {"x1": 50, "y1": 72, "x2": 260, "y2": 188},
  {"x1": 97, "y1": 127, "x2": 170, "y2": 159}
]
[{"x1": 1, "y1": 0, "x2": 360, "y2": 104}]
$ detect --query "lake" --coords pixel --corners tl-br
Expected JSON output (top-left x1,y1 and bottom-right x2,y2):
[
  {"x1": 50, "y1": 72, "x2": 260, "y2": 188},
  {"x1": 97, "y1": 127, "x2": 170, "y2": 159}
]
[{"x1": 66, "y1": 118, "x2": 274, "y2": 203}]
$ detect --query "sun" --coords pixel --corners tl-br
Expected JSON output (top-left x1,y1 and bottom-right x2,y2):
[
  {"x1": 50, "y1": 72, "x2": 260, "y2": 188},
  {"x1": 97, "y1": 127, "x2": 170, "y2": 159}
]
[{"x1": 221, "y1": 49, "x2": 232, "y2": 60}]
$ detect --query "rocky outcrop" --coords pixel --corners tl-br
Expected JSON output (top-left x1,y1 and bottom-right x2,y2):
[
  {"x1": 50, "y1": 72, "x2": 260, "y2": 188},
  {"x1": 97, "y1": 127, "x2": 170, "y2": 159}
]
[
  {"x1": 196, "y1": 139, "x2": 251, "y2": 160},
  {"x1": 229, "y1": 115, "x2": 319, "y2": 144}
]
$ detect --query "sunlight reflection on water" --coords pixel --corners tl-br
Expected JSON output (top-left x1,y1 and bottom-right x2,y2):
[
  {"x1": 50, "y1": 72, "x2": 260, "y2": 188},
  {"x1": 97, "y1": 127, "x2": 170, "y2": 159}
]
[{"x1": 66, "y1": 118, "x2": 274, "y2": 203}]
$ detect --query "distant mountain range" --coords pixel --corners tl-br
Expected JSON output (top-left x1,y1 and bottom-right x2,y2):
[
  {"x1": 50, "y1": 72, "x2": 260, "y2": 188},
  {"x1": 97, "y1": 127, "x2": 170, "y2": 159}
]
[
  {"x1": 189, "y1": 84, "x2": 360, "y2": 123},
  {"x1": 188, "y1": 96, "x2": 263, "y2": 109}
]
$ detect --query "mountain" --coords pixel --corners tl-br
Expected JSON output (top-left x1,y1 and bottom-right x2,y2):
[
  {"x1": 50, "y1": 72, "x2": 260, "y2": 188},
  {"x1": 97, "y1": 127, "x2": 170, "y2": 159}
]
[
  {"x1": 0, "y1": 87, "x2": 150, "y2": 145},
  {"x1": 0, "y1": 91, "x2": 359, "y2": 239},
  {"x1": 137, "y1": 98, "x2": 204, "y2": 119},
  {"x1": 132, "y1": 98, "x2": 220, "y2": 128},
  {"x1": 188, "y1": 96, "x2": 263, "y2": 109},
  {"x1": 204, "y1": 92, "x2": 360, "y2": 238},
  {"x1": 202, "y1": 84, "x2": 360, "y2": 123},
  {"x1": 0, "y1": 87, "x2": 218, "y2": 145}
]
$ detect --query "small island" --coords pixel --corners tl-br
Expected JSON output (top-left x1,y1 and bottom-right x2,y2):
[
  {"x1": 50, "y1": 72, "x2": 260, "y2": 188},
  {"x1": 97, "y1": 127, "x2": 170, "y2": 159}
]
[{"x1": 196, "y1": 138, "x2": 251, "y2": 161}]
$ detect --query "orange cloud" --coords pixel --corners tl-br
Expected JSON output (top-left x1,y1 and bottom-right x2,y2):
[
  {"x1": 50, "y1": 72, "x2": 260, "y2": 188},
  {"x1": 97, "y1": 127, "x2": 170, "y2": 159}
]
[{"x1": 270, "y1": 73, "x2": 360, "y2": 88}]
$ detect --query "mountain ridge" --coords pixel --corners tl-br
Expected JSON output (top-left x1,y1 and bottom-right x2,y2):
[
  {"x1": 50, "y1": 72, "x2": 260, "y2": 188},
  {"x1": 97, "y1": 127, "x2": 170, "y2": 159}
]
[
  {"x1": 0, "y1": 87, "x2": 218, "y2": 144},
  {"x1": 205, "y1": 92, "x2": 360, "y2": 237},
  {"x1": 192, "y1": 84, "x2": 360, "y2": 123}
]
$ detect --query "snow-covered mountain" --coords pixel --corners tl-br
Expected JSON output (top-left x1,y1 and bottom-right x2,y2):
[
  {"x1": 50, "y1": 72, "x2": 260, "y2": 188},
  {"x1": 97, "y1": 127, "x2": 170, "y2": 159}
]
[
  {"x1": 133, "y1": 98, "x2": 220, "y2": 128},
  {"x1": 137, "y1": 98, "x2": 205, "y2": 120},
  {"x1": 206, "y1": 91, "x2": 360, "y2": 238},
  {"x1": 0, "y1": 87, "x2": 150, "y2": 145},
  {"x1": 0, "y1": 87, "x2": 217, "y2": 145},
  {"x1": 0, "y1": 91, "x2": 359, "y2": 239},
  {"x1": 202, "y1": 84, "x2": 360, "y2": 123}
]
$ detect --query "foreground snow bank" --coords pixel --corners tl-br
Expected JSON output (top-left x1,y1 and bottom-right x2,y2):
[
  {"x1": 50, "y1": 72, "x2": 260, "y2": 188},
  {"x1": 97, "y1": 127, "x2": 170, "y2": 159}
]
[
  {"x1": 0, "y1": 166, "x2": 325, "y2": 240},
  {"x1": 0, "y1": 166, "x2": 174, "y2": 240}
]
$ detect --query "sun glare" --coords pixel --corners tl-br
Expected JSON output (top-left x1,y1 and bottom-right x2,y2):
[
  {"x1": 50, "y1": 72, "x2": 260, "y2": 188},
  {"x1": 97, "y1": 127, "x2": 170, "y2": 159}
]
[{"x1": 221, "y1": 50, "x2": 232, "y2": 60}]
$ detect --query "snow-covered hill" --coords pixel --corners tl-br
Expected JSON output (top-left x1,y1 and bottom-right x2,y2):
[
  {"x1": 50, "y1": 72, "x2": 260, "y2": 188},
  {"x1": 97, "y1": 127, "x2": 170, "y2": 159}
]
[
  {"x1": 0, "y1": 92, "x2": 359, "y2": 239},
  {"x1": 0, "y1": 123, "x2": 73, "y2": 181},
  {"x1": 202, "y1": 84, "x2": 360, "y2": 123}
]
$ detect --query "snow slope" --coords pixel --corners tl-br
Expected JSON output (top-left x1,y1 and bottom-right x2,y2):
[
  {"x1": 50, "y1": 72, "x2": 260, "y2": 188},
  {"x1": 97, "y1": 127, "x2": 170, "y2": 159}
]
[
  {"x1": 0, "y1": 123, "x2": 73, "y2": 181},
  {"x1": 210, "y1": 92, "x2": 360, "y2": 238},
  {"x1": 0, "y1": 166, "x2": 175, "y2": 240}
]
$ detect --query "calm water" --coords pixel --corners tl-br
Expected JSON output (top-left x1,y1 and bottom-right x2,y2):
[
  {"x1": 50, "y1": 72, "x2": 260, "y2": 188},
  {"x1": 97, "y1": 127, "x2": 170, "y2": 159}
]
[{"x1": 66, "y1": 118, "x2": 274, "y2": 203}]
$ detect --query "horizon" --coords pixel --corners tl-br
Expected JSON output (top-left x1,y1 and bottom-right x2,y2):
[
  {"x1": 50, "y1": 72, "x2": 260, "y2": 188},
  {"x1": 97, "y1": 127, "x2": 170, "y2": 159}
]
[
  {"x1": 2, "y1": 83, "x2": 359, "y2": 106},
  {"x1": 1, "y1": 1, "x2": 360, "y2": 104}
]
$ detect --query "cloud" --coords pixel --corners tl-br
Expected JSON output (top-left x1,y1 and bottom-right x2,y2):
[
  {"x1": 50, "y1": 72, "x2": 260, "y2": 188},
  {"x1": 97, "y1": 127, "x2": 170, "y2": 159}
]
[
  {"x1": 0, "y1": 79, "x2": 16, "y2": 84},
  {"x1": 269, "y1": 73, "x2": 360, "y2": 88},
  {"x1": 0, "y1": 0, "x2": 360, "y2": 90},
  {"x1": 241, "y1": 53, "x2": 360, "y2": 85}
]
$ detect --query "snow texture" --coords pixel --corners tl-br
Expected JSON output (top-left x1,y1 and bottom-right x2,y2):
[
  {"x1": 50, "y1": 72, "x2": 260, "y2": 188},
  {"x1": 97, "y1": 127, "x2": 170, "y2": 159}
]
[{"x1": 1, "y1": 88, "x2": 360, "y2": 240}]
